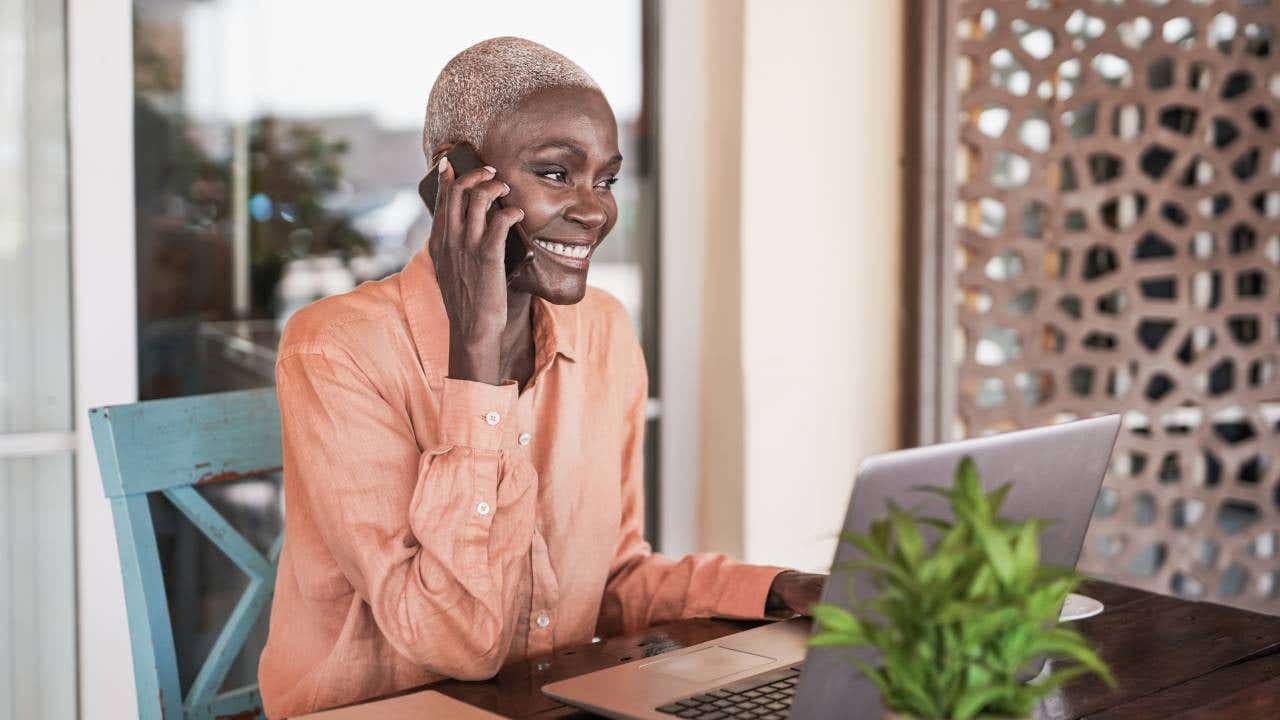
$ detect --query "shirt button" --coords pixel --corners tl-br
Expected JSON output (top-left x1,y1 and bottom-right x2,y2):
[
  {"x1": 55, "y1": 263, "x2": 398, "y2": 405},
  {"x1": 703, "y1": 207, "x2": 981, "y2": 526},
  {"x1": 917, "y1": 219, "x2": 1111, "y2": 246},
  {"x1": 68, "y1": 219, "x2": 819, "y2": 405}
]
[
  {"x1": 518, "y1": 432, "x2": 532, "y2": 446},
  {"x1": 476, "y1": 501, "x2": 492, "y2": 516},
  {"x1": 484, "y1": 411, "x2": 501, "y2": 426},
  {"x1": 535, "y1": 611, "x2": 551, "y2": 629}
]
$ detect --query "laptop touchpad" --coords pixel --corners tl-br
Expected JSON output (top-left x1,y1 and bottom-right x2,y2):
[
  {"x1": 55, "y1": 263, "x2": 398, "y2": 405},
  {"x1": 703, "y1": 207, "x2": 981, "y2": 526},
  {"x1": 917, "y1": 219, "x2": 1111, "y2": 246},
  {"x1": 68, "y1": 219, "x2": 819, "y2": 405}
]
[{"x1": 641, "y1": 646, "x2": 775, "y2": 684}]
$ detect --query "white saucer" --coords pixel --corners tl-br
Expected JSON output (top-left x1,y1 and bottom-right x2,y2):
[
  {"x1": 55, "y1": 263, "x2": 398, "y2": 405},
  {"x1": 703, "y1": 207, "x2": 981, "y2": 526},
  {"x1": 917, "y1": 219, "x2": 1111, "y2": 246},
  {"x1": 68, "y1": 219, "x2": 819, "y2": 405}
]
[{"x1": 1058, "y1": 592, "x2": 1104, "y2": 622}]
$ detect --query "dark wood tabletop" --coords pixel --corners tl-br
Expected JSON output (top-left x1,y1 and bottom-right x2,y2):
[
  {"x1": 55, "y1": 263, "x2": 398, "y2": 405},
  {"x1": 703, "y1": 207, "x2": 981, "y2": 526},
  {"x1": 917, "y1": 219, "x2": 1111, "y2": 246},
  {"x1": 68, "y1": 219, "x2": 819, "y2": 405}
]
[{"x1": 398, "y1": 580, "x2": 1280, "y2": 719}]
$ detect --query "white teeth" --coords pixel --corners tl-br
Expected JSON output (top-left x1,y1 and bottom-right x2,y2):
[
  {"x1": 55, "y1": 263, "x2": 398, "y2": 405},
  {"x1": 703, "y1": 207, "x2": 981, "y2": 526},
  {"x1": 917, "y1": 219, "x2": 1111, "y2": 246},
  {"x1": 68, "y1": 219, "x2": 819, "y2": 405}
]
[{"x1": 534, "y1": 239, "x2": 590, "y2": 259}]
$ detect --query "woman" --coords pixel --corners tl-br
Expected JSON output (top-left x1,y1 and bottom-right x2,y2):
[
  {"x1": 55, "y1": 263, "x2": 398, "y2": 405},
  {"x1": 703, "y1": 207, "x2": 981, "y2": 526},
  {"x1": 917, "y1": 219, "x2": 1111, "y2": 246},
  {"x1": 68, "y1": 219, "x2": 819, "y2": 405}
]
[{"x1": 259, "y1": 37, "x2": 823, "y2": 717}]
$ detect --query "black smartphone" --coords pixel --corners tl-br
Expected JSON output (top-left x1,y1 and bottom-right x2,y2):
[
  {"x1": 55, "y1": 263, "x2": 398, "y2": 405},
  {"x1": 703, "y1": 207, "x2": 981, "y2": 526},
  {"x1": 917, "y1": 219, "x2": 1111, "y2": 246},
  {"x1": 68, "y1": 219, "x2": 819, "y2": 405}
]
[{"x1": 418, "y1": 143, "x2": 532, "y2": 281}]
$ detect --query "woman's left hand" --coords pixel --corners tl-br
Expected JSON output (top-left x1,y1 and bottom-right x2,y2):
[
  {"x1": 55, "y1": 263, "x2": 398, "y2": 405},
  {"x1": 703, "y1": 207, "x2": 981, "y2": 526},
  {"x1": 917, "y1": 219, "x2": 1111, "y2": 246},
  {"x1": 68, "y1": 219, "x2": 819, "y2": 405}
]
[{"x1": 765, "y1": 571, "x2": 826, "y2": 617}]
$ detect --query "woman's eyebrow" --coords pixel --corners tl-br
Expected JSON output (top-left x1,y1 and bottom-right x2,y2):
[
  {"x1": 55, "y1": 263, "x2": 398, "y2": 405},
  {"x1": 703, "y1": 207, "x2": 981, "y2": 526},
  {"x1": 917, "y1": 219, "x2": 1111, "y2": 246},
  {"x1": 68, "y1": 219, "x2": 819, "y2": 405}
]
[{"x1": 528, "y1": 139, "x2": 623, "y2": 165}]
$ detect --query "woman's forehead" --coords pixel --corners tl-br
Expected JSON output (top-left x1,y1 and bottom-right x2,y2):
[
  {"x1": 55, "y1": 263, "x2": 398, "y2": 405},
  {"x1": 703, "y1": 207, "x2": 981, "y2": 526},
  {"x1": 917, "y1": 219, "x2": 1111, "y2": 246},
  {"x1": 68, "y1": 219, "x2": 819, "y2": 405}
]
[{"x1": 485, "y1": 86, "x2": 619, "y2": 158}]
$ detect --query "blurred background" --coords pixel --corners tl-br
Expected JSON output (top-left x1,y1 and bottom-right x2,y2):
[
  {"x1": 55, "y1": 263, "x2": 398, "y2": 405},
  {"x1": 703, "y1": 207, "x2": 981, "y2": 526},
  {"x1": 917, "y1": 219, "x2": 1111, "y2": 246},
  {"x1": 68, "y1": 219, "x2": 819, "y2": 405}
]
[{"x1": 2, "y1": 0, "x2": 1277, "y2": 717}]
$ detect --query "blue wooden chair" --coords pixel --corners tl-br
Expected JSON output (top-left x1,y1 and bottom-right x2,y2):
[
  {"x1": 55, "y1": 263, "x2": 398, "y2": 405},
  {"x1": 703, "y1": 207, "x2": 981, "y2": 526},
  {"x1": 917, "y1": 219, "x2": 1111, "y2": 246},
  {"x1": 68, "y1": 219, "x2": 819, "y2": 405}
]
[{"x1": 89, "y1": 389, "x2": 283, "y2": 720}]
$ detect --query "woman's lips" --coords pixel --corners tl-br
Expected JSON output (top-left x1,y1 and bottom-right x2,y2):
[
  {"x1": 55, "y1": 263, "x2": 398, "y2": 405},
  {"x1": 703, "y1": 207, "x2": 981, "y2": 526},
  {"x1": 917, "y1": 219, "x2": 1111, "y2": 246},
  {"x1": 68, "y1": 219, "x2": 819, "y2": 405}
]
[{"x1": 531, "y1": 238, "x2": 594, "y2": 269}]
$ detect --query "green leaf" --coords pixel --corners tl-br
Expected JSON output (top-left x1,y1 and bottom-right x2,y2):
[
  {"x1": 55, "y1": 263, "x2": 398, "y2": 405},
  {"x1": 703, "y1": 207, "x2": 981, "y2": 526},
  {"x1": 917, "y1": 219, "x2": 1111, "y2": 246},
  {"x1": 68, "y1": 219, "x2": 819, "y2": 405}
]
[
  {"x1": 955, "y1": 456, "x2": 986, "y2": 515},
  {"x1": 1025, "y1": 628, "x2": 1116, "y2": 687},
  {"x1": 1012, "y1": 519, "x2": 1040, "y2": 583},
  {"x1": 966, "y1": 564, "x2": 996, "y2": 599},
  {"x1": 850, "y1": 657, "x2": 891, "y2": 696},
  {"x1": 953, "y1": 684, "x2": 1012, "y2": 720},
  {"x1": 917, "y1": 516, "x2": 954, "y2": 531},
  {"x1": 1028, "y1": 664, "x2": 1095, "y2": 694},
  {"x1": 844, "y1": 532, "x2": 890, "y2": 567},
  {"x1": 889, "y1": 663, "x2": 939, "y2": 718},
  {"x1": 987, "y1": 482, "x2": 1013, "y2": 515},
  {"x1": 889, "y1": 503, "x2": 925, "y2": 569},
  {"x1": 811, "y1": 603, "x2": 862, "y2": 635},
  {"x1": 870, "y1": 519, "x2": 893, "y2": 554},
  {"x1": 844, "y1": 558, "x2": 920, "y2": 591},
  {"x1": 973, "y1": 516, "x2": 1015, "y2": 587},
  {"x1": 808, "y1": 630, "x2": 864, "y2": 647}
]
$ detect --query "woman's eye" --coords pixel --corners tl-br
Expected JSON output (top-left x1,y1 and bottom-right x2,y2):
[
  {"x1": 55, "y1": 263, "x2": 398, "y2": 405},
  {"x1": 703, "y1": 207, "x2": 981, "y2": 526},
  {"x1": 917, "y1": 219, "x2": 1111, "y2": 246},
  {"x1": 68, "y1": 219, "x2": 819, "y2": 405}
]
[
  {"x1": 596, "y1": 177, "x2": 619, "y2": 190},
  {"x1": 538, "y1": 170, "x2": 567, "y2": 182}
]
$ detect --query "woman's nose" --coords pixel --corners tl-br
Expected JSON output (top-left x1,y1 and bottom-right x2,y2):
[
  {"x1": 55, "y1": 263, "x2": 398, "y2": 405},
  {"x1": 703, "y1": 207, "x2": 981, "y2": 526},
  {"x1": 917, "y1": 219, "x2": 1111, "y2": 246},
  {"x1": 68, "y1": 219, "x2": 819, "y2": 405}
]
[{"x1": 563, "y1": 185, "x2": 608, "y2": 230}]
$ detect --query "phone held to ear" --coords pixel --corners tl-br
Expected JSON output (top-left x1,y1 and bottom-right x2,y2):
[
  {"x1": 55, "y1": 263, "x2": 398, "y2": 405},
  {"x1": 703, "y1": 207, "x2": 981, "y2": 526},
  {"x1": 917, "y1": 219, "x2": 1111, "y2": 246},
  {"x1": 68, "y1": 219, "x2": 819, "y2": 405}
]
[{"x1": 419, "y1": 142, "x2": 533, "y2": 282}]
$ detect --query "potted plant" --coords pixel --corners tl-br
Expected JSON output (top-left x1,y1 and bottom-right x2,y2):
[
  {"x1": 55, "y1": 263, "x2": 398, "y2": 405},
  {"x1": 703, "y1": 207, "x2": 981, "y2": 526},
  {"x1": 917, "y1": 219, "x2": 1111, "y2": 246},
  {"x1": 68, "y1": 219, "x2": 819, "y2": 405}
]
[{"x1": 810, "y1": 457, "x2": 1115, "y2": 720}]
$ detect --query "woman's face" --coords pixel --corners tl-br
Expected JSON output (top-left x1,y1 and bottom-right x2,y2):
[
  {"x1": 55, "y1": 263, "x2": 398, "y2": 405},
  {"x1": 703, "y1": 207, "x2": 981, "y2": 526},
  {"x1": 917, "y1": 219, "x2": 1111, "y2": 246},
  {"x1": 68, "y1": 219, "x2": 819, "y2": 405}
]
[{"x1": 479, "y1": 85, "x2": 621, "y2": 305}]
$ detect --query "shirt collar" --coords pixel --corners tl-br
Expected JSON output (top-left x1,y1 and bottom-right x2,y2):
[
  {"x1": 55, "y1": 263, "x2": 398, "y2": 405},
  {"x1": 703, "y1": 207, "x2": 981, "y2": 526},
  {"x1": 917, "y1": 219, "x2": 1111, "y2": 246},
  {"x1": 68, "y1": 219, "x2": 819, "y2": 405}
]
[{"x1": 400, "y1": 248, "x2": 579, "y2": 390}]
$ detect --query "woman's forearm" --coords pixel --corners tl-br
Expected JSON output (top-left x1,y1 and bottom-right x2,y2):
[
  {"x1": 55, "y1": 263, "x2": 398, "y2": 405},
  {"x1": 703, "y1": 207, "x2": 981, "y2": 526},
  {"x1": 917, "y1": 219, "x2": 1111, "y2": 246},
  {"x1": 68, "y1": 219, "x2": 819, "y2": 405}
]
[{"x1": 277, "y1": 350, "x2": 537, "y2": 678}]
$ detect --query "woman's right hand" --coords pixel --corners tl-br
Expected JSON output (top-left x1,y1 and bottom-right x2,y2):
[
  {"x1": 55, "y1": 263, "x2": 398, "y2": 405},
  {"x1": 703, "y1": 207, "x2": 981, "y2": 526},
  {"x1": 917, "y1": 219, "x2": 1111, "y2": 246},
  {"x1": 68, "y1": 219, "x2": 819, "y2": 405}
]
[{"x1": 428, "y1": 157, "x2": 526, "y2": 386}]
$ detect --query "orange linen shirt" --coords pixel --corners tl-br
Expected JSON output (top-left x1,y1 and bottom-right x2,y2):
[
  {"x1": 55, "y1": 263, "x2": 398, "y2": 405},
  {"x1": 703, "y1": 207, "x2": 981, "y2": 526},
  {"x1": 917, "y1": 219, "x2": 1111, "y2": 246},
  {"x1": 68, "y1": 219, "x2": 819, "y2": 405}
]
[{"x1": 258, "y1": 248, "x2": 786, "y2": 718}]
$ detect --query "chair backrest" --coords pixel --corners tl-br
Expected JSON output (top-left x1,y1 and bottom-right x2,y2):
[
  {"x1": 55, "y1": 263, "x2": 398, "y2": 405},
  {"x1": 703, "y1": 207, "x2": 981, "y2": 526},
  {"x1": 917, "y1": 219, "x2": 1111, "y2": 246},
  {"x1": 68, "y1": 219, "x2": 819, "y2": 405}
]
[{"x1": 89, "y1": 388, "x2": 282, "y2": 720}]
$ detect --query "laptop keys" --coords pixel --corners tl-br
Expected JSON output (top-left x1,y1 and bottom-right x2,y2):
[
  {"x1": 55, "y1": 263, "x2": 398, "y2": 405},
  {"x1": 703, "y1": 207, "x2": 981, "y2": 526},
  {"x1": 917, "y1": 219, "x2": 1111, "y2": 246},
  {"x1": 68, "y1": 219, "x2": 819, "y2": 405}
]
[{"x1": 654, "y1": 666, "x2": 802, "y2": 718}]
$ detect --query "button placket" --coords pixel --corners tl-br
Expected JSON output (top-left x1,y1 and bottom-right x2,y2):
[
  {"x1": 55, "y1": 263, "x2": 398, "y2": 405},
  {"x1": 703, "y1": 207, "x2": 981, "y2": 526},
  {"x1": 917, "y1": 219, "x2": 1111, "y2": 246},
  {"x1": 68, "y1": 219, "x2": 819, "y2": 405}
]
[{"x1": 526, "y1": 529, "x2": 559, "y2": 657}]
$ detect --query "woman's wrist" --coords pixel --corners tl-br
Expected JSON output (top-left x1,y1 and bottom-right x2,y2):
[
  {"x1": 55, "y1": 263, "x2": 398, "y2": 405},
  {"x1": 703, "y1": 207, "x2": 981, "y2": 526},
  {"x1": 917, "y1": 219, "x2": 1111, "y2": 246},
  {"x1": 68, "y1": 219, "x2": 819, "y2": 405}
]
[
  {"x1": 765, "y1": 570, "x2": 826, "y2": 617},
  {"x1": 448, "y1": 332, "x2": 503, "y2": 385},
  {"x1": 765, "y1": 571, "x2": 798, "y2": 614},
  {"x1": 448, "y1": 349, "x2": 501, "y2": 385}
]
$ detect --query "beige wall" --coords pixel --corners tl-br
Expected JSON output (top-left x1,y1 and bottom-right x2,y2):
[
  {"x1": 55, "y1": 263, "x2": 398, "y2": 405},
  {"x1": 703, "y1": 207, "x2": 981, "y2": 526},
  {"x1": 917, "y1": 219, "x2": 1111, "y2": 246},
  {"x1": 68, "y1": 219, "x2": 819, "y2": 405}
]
[
  {"x1": 695, "y1": 0, "x2": 750, "y2": 559},
  {"x1": 692, "y1": 0, "x2": 905, "y2": 571}
]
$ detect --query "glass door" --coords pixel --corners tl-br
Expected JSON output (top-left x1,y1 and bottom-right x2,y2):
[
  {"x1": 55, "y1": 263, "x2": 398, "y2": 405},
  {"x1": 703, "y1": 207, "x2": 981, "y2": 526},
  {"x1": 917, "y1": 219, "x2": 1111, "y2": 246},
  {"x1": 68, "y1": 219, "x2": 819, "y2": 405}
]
[{"x1": 0, "y1": 0, "x2": 78, "y2": 716}]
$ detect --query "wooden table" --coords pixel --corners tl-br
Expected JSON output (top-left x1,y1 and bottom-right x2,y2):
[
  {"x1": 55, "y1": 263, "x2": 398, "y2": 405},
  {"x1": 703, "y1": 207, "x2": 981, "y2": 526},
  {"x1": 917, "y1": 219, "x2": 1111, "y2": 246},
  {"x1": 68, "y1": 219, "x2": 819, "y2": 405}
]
[{"x1": 383, "y1": 580, "x2": 1280, "y2": 719}]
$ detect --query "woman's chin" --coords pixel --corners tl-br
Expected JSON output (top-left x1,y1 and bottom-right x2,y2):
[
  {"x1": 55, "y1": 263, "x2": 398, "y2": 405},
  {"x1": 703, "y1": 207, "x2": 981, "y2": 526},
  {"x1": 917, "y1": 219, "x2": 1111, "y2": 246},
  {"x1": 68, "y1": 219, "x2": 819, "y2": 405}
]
[{"x1": 533, "y1": 280, "x2": 589, "y2": 305}]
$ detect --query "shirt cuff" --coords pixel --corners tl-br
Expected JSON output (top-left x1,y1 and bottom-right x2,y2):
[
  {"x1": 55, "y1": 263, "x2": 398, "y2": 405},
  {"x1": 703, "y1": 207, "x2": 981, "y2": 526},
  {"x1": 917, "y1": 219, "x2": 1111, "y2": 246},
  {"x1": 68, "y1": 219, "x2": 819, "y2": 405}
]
[
  {"x1": 439, "y1": 377, "x2": 518, "y2": 451},
  {"x1": 713, "y1": 564, "x2": 790, "y2": 620}
]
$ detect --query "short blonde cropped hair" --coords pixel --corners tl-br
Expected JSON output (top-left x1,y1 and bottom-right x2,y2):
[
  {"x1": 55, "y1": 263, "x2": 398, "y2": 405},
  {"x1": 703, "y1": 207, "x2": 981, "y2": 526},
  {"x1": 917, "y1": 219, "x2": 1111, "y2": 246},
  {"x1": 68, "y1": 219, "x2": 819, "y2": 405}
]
[{"x1": 423, "y1": 36, "x2": 600, "y2": 159}]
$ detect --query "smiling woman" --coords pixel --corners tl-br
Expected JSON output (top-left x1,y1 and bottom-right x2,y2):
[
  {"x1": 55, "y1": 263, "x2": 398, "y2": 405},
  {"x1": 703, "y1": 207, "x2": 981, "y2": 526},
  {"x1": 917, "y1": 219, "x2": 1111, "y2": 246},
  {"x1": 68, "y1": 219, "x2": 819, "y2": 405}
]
[
  {"x1": 424, "y1": 80, "x2": 625, "y2": 386},
  {"x1": 127, "y1": 3, "x2": 661, "y2": 705},
  {"x1": 255, "y1": 36, "x2": 822, "y2": 718}
]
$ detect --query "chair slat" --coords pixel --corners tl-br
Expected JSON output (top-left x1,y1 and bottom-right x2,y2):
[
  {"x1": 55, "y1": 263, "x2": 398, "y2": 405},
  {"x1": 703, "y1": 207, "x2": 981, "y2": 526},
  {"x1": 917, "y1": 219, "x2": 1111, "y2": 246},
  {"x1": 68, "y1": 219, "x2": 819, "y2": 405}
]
[
  {"x1": 163, "y1": 487, "x2": 273, "y2": 581},
  {"x1": 107, "y1": 495, "x2": 185, "y2": 720},
  {"x1": 196, "y1": 685, "x2": 265, "y2": 720},
  {"x1": 91, "y1": 388, "x2": 281, "y2": 498},
  {"x1": 184, "y1": 576, "x2": 274, "y2": 712}
]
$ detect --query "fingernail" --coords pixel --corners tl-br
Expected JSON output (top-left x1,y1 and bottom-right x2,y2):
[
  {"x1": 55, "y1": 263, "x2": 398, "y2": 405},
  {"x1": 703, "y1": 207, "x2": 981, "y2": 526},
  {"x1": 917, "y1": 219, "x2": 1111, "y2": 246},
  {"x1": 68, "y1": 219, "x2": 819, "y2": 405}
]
[
  {"x1": 516, "y1": 209, "x2": 525, "y2": 220},
  {"x1": 500, "y1": 183, "x2": 510, "y2": 194},
  {"x1": 438, "y1": 156, "x2": 450, "y2": 174},
  {"x1": 483, "y1": 165, "x2": 497, "y2": 175}
]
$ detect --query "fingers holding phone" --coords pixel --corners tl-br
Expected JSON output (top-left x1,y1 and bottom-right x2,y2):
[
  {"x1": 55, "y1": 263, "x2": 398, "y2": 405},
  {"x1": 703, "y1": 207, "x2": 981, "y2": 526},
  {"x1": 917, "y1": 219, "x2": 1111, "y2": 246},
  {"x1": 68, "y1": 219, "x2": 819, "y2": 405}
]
[{"x1": 428, "y1": 155, "x2": 525, "y2": 385}]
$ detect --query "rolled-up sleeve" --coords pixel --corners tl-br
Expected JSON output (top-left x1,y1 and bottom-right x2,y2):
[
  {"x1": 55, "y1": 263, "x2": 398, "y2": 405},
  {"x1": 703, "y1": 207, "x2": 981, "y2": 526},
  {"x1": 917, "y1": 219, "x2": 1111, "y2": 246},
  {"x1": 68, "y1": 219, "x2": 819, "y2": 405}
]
[
  {"x1": 595, "y1": 328, "x2": 786, "y2": 637},
  {"x1": 276, "y1": 345, "x2": 535, "y2": 679}
]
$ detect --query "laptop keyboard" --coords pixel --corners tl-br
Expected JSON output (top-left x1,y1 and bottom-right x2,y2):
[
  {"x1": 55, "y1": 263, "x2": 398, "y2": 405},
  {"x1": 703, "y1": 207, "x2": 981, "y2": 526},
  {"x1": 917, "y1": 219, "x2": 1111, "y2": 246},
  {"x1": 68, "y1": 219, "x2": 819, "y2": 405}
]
[{"x1": 654, "y1": 666, "x2": 800, "y2": 719}]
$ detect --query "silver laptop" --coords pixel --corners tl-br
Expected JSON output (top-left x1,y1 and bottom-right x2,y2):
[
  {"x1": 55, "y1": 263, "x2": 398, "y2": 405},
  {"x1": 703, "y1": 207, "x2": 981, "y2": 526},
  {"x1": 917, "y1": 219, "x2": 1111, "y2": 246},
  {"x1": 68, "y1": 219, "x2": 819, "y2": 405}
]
[{"x1": 542, "y1": 415, "x2": 1121, "y2": 720}]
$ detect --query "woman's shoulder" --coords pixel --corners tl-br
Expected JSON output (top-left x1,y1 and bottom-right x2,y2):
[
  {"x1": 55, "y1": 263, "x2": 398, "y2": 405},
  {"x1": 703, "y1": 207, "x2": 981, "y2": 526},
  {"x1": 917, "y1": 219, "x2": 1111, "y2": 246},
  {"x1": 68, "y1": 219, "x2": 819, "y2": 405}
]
[{"x1": 277, "y1": 274, "x2": 405, "y2": 362}]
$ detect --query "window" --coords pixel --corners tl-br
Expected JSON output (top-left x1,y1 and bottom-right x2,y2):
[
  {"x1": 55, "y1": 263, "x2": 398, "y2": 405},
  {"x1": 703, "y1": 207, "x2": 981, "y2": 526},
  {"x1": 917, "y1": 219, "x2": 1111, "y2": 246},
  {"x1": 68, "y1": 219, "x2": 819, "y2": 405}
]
[{"x1": 1, "y1": 0, "x2": 76, "y2": 715}]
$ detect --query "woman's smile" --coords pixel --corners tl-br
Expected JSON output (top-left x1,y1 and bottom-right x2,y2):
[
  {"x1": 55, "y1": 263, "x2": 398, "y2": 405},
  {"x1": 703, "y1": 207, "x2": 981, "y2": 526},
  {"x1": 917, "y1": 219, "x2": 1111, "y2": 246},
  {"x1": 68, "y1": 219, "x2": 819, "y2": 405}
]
[
  {"x1": 476, "y1": 84, "x2": 620, "y2": 304},
  {"x1": 531, "y1": 236, "x2": 595, "y2": 266}
]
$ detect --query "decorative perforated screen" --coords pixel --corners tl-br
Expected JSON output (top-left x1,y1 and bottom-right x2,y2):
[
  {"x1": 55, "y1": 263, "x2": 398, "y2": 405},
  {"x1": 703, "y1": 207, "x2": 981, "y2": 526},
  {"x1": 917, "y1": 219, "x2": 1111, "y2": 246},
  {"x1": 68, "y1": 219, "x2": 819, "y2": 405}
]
[{"x1": 948, "y1": 0, "x2": 1280, "y2": 612}]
